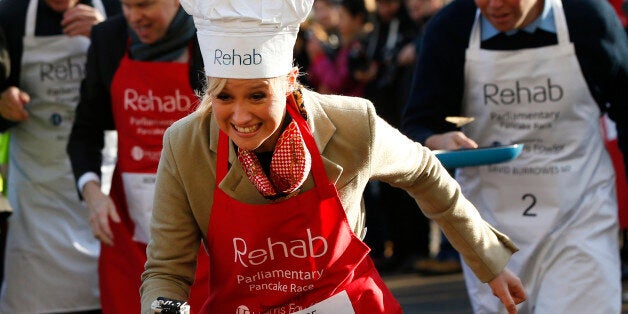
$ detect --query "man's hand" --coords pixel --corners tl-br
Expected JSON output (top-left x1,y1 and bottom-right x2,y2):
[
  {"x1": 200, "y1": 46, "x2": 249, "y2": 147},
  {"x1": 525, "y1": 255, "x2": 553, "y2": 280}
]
[
  {"x1": 0, "y1": 87, "x2": 30, "y2": 122},
  {"x1": 488, "y1": 268, "x2": 527, "y2": 314},
  {"x1": 83, "y1": 180, "x2": 121, "y2": 246},
  {"x1": 61, "y1": 4, "x2": 105, "y2": 38},
  {"x1": 425, "y1": 131, "x2": 478, "y2": 151}
]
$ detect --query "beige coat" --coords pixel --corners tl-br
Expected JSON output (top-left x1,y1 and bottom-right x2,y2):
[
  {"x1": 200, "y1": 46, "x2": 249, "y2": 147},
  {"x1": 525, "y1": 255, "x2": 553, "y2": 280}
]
[{"x1": 140, "y1": 89, "x2": 518, "y2": 312}]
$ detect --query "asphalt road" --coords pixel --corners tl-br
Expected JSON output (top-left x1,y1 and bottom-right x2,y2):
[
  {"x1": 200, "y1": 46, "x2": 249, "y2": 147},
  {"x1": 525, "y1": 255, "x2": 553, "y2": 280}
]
[
  {"x1": 384, "y1": 273, "x2": 472, "y2": 314},
  {"x1": 383, "y1": 272, "x2": 628, "y2": 314}
]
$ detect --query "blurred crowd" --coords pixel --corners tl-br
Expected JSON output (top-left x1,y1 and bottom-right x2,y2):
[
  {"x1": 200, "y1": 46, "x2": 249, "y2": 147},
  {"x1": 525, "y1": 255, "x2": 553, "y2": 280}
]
[
  {"x1": 295, "y1": 0, "x2": 460, "y2": 276},
  {"x1": 295, "y1": 0, "x2": 628, "y2": 279}
]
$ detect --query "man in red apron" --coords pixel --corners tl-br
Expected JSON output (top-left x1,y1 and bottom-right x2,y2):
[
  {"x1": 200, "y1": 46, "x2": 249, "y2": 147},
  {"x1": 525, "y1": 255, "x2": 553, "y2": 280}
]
[
  {"x1": 67, "y1": 0, "x2": 208, "y2": 313},
  {"x1": 141, "y1": 1, "x2": 527, "y2": 313}
]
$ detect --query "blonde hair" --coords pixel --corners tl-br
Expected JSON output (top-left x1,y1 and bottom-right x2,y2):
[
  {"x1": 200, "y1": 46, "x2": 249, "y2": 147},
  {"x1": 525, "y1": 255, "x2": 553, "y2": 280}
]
[
  {"x1": 196, "y1": 77, "x2": 228, "y2": 119},
  {"x1": 196, "y1": 69, "x2": 300, "y2": 120}
]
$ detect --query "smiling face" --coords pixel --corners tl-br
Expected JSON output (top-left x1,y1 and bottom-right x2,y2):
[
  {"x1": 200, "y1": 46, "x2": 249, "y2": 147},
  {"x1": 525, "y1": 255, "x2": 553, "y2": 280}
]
[
  {"x1": 121, "y1": 0, "x2": 180, "y2": 44},
  {"x1": 475, "y1": 0, "x2": 543, "y2": 32},
  {"x1": 211, "y1": 78, "x2": 289, "y2": 153}
]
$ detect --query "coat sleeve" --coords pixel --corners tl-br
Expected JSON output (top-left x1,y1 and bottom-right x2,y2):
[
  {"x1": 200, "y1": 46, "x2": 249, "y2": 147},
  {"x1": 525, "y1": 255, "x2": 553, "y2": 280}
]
[
  {"x1": 140, "y1": 122, "x2": 206, "y2": 314},
  {"x1": 368, "y1": 100, "x2": 518, "y2": 283},
  {"x1": 66, "y1": 22, "x2": 118, "y2": 188}
]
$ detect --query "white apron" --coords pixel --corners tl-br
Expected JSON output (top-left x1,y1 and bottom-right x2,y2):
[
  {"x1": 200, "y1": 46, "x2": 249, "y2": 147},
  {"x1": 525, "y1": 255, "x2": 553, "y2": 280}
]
[
  {"x1": 458, "y1": 0, "x2": 620, "y2": 313},
  {"x1": 0, "y1": 0, "x2": 105, "y2": 312}
]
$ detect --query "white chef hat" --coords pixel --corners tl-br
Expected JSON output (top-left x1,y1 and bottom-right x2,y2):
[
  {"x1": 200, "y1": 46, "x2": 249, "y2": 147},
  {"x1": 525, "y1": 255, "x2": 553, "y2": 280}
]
[{"x1": 180, "y1": 0, "x2": 314, "y2": 79}]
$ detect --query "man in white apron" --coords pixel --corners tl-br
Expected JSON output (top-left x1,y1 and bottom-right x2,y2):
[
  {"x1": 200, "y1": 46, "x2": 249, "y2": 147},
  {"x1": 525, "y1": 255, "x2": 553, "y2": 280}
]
[
  {"x1": 402, "y1": 0, "x2": 628, "y2": 312},
  {"x1": 0, "y1": 0, "x2": 119, "y2": 312}
]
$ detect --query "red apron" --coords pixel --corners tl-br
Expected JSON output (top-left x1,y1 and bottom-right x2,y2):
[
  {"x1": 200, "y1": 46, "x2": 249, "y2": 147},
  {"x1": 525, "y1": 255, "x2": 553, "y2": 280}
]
[
  {"x1": 105, "y1": 46, "x2": 209, "y2": 314},
  {"x1": 201, "y1": 96, "x2": 401, "y2": 313}
]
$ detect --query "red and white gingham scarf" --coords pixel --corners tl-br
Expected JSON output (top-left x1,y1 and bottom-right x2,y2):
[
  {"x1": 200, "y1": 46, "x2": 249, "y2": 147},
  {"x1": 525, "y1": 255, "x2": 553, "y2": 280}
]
[{"x1": 237, "y1": 118, "x2": 311, "y2": 199}]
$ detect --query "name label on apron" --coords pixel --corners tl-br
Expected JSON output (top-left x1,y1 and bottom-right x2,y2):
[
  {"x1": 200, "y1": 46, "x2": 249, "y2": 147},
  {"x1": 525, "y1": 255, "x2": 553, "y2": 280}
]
[
  {"x1": 234, "y1": 291, "x2": 355, "y2": 314},
  {"x1": 292, "y1": 291, "x2": 355, "y2": 314},
  {"x1": 122, "y1": 172, "x2": 156, "y2": 243}
]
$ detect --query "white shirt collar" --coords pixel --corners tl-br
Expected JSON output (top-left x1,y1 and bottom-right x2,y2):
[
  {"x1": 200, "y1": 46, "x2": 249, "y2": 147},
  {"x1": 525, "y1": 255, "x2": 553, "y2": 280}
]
[{"x1": 480, "y1": 0, "x2": 555, "y2": 41}]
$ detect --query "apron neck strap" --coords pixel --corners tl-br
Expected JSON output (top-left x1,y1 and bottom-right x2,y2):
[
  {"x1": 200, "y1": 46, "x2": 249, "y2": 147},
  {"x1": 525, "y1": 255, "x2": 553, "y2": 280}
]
[
  {"x1": 285, "y1": 93, "x2": 330, "y2": 187},
  {"x1": 25, "y1": 0, "x2": 38, "y2": 37},
  {"x1": 217, "y1": 129, "x2": 229, "y2": 182}
]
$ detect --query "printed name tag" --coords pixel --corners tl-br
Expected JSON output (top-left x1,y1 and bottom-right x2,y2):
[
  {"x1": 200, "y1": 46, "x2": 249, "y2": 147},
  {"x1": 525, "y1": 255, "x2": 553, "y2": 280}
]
[{"x1": 293, "y1": 291, "x2": 355, "y2": 314}]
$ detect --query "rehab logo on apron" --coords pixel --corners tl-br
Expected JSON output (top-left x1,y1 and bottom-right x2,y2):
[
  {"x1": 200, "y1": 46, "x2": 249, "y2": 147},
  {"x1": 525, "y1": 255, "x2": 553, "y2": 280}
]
[
  {"x1": 202, "y1": 95, "x2": 402, "y2": 313},
  {"x1": 111, "y1": 48, "x2": 197, "y2": 244}
]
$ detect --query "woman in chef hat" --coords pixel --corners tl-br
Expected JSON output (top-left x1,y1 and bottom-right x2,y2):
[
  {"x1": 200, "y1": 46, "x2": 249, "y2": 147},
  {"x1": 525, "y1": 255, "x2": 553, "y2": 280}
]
[{"x1": 140, "y1": 1, "x2": 527, "y2": 313}]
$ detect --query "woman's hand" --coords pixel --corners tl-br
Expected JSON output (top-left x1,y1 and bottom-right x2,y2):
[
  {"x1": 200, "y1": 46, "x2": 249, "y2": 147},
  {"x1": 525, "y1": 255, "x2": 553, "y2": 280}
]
[
  {"x1": 488, "y1": 268, "x2": 527, "y2": 314},
  {"x1": 425, "y1": 131, "x2": 477, "y2": 151},
  {"x1": 83, "y1": 181, "x2": 120, "y2": 246}
]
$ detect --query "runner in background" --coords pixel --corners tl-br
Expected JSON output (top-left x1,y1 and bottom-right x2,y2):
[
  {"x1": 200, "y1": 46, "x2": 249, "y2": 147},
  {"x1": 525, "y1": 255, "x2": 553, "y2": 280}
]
[
  {"x1": 402, "y1": 0, "x2": 628, "y2": 312},
  {"x1": 66, "y1": 0, "x2": 208, "y2": 313}
]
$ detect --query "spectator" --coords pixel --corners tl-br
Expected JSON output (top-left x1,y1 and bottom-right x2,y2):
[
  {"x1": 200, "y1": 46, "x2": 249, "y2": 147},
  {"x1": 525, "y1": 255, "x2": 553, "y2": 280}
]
[
  {"x1": 295, "y1": 0, "x2": 342, "y2": 90},
  {"x1": 306, "y1": 0, "x2": 371, "y2": 96},
  {"x1": 397, "y1": 0, "x2": 450, "y2": 68},
  {"x1": 360, "y1": 0, "x2": 429, "y2": 274},
  {"x1": 400, "y1": 0, "x2": 462, "y2": 276}
]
